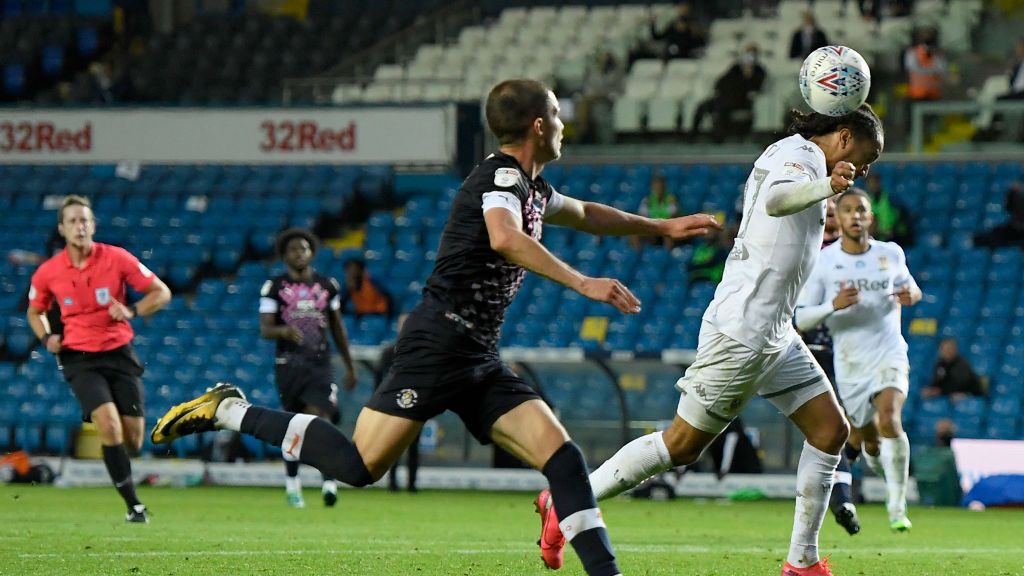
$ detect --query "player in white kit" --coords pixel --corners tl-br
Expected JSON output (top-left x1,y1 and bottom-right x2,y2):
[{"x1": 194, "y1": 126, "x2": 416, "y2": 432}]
[
  {"x1": 535, "y1": 105, "x2": 884, "y2": 576},
  {"x1": 795, "y1": 189, "x2": 920, "y2": 532}
]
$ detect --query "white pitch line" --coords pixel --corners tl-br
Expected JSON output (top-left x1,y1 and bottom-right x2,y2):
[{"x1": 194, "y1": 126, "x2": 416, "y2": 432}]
[{"x1": 17, "y1": 545, "x2": 1023, "y2": 559}]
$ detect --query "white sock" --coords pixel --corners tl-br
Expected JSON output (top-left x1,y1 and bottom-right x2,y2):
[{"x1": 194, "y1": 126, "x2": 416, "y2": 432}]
[
  {"x1": 787, "y1": 441, "x2": 841, "y2": 569},
  {"x1": 322, "y1": 479, "x2": 338, "y2": 494},
  {"x1": 285, "y1": 476, "x2": 301, "y2": 494},
  {"x1": 214, "y1": 397, "x2": 250, "y2": 432},
  {"x1": 880, "y1": 432, "x2": 910, "y2": 521},
  {"x1": 862, "y1": 449, "x2": 885, "y2": 479},
  {"x1": 589, "y1": 431, "x2": 672, "y2": 501}
]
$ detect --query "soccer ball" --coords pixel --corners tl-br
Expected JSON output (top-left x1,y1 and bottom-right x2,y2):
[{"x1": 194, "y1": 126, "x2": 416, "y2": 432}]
[{"x1": 798, "y1": 46, "x2": 871, "y2": 117}]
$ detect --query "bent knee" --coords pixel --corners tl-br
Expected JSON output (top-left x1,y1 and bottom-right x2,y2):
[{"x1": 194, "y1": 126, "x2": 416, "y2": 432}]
[
  {"x1": 876, "y1": 413, "x2": 903, "y2": 438},
  {"x1": 809, "y1": 419, "x2": 849, "y2": 454}
]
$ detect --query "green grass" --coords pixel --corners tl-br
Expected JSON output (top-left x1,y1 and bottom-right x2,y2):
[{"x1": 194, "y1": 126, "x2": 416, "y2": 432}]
[{"x1": 2, "y1": 485, "x2": 1022, "y2": 575}]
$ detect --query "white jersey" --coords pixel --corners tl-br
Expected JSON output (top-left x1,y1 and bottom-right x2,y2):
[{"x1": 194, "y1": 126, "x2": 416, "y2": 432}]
[
  {"x1": 705, "y1": 134, "x2": 828, "y2": 353},
  {"x1": 797, "y1": 239, "x2": 917, "y2": 386}
]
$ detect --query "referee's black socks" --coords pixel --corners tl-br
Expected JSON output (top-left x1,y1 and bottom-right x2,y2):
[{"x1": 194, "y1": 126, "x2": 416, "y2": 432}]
[
  {"x1": 240, "y1": 407, "x2": 374, "y2": 488},
  {"x1": 543, "y1": 442, "x2": 619, "y2": 576},
  {"x1": 102, "y1": 444, "x2": 141, "y2": 509}
]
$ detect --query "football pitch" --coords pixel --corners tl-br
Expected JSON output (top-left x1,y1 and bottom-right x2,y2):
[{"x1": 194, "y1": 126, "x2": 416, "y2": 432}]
[{"x1": 2, "y1": 485, "x2": 1022, "y2": 575}]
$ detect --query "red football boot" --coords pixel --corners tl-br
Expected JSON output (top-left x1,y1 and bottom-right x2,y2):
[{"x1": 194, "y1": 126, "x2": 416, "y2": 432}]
[
  {"x1": 782, "y1": 557, "x2": 834, "y2": 576},
  {"x1": 534, "y1": 489, "x2": 566, "y2": 570}
]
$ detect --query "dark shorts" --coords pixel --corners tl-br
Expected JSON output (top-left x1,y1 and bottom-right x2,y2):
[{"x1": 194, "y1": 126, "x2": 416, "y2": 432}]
[
  {"x1": 59, "y1": 345, "x2": 145, "y2": 422},
  {"x1": 365, "y1": 304, "x2": 541, "y2": 444},
  {"x1": 275, "y1": 359, "x2": 339, "y2": 424}
]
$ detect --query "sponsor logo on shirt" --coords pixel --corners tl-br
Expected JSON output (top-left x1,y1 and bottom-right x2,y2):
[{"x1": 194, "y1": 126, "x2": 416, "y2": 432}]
[
  {"x1": 832, "y1": 278, "x2": 891, "y2": 291},
  {"x1": 396, "y1": 388, "x2": 419, "y2": 409},
  {"x1": 63, "y1": 297, "x2": 73, "y2": 305},
  {"x1": 494, "y1": 167, "x2": 519, "y2": 187}
]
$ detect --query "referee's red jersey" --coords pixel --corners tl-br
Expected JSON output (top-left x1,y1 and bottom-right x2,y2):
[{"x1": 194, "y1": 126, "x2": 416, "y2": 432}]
[{"x1": 29, "y1": 243, "x2": 157, "y2": 352}]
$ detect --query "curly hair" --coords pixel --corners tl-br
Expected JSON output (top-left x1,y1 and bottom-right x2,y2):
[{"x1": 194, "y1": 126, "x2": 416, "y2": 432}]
[{"x1": 275, "y1": 228, "x2": 319, "y2": 259}]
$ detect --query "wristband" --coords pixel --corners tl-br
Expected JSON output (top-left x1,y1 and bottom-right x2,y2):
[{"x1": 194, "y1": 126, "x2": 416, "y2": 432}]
[
  {"x1": 129, "y1": 304, "x2": 140, "y2": 318},
  {"x1": 41, "y1": 333, "x2": 55, "y2": 345}
]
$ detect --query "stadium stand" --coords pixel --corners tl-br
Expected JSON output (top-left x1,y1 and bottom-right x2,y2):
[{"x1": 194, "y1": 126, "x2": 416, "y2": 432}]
[
  {"x1": 0, "y1": 1, "x2": 1020, "y2": 469},
  {"x1": 1, "y1": 159, "x2": 1022, "y2": 457}
]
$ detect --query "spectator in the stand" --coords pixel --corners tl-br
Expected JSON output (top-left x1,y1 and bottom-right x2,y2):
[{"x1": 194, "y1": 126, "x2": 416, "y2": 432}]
[
  {"x1": 650, "y1": 2, "x2": 706, "y2": 60},
  {"x1": 922, "y1": 338, "x2": 985, "y2": 400},
  {"x1": 863, "y1": 175, "x2": 915, "y2": 246},
  {"x1": 632, "y1": 174, "x2": 679, "y2": 250},
  {"x1": 691, "y1": 43, "x2": 766, "y2": 142},
  {"x1": 576, "y1": 51, "x2": 625, "y2": 145},
  {"x1": 974, "y1": 181, "x2": 1024, "y2": 248},
  {"x1": 688, "y1": 224, "x2": 738, "y2": 284},
  {"x1": 1000, "y1": 38, "x2": 1024, "y2": 100},
  {"x1": 847, "y1": 0, "x2": 912, "y2": 21},
  {"x1": 789, "y1": 11, "x2": 830, "y2": 60},
  {"x1": 904, "y1": 27, "x2": 947, "y2": 102},
  {"x1": 340, "y1": 259, "x2": 393, "y2": 319}
]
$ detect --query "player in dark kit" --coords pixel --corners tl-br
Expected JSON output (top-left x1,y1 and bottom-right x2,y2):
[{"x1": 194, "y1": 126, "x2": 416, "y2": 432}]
[
  {"x1": 797, "y1": 197, "x2": 861, "y2": 535},
  {"x1": 152, "y1": 79, "x2": 719, "y2": 576},
  {"x1": 28, "y1": 195, "x2": 172, "y2": 523},
  {"x1": 260, "y1": 228, "x2": 358, "y2": 508}
]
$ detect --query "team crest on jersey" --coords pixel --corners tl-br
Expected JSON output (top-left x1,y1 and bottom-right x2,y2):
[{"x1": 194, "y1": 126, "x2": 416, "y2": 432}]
[
  {"x1": 63, "y1": 297, "x2": 73, "y2": 306},
  {"x1": 94, "y1": 287, "x2": 111, "y2": 305},
  {"x1": 396, "y1": 388, "x2": 418, "y2": 409},
  {"x1": 494, "y1": 167, "x2": 519, "y2": 187},
  {"x1": 878, "y1": 256, "x2": 889, "y2": 270}
]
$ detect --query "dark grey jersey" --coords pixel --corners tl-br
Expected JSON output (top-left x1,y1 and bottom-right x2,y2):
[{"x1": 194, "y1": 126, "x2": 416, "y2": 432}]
[{"x1": 422, "y1": 152, "x2": 556, "y2": 349}]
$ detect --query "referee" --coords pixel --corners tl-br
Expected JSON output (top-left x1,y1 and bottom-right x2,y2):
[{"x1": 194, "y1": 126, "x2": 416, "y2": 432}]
[{"x1": 27, "y1": 195, "x2": 171, "y2": 523}]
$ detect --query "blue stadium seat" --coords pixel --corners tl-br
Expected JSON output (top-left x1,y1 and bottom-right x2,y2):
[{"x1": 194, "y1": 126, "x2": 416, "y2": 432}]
[{"x1": 985, "y1": 416, "x2": 1019, "y2": 440}]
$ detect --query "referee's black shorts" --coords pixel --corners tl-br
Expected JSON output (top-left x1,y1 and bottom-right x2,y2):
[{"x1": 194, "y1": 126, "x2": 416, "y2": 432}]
[
  {"x1": 366, "y1": 304, "x2": 541, "y2": 444},
  {"x1": 59, "y1": 344, "x2": 145, "y2": 421}
]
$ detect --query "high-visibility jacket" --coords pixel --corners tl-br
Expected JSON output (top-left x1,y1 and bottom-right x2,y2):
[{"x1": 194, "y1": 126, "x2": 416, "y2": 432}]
[{"x1": 907, "y1": 45, "x2": 943, "y2": 100}]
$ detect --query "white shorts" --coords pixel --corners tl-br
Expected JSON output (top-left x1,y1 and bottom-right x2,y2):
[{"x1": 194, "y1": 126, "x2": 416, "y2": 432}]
[
  {"x1": 836, "y1": 364, "x2": 910, "y2": 429},
  {"x1": 675, "y1": 322, "x2": 833, "y2": 435}
]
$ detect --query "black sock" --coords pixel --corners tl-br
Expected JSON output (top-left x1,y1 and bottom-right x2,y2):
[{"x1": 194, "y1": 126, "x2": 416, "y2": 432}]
[
  {"x1": 284, "y1": 460, "x2": 299, "y2": 478},
  {"x1": 830, "y1": 451, "x2": 853, "y2": 512},
  {"x1": 844, "y1": 443, "x2": 861, "y2": 462},
  {"x1": 542, "y1": 442, "x2": 619, "y2": 576},
  {"x1": 240, "y1": 407, "x2": 373, "y2": 487},
  {"x1": 102, "y1": 444, "x2": 141, "y2": 509}
]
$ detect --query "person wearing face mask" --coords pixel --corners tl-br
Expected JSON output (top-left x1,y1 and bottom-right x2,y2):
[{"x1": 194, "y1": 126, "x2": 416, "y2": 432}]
[
  {"x1": 790, "y1": 12, "x2": 830, "y2": 60},
  {"x1": 692, "y1": 43, "x2": 767, "y2": 142},
  {"x1": 904, "y1": 27, "x2": 947, "y2": 102},
  {"x1": 650, "y1": 2, "x2": 706, "y2": 60},
  {"x1": 577, "y1": 51, "x2": 624, "y2": 144}
]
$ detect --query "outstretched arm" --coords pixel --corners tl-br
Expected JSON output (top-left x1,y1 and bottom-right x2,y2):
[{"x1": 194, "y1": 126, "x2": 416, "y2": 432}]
[
  {"x1": 545, "y1": 194, "x2": 720, "y2": 239},
  {"x1": 484, "y1": 208, "x2": 641, "y2": 314}
]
